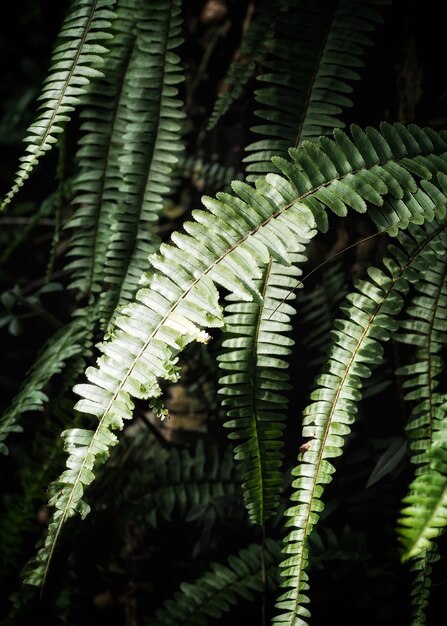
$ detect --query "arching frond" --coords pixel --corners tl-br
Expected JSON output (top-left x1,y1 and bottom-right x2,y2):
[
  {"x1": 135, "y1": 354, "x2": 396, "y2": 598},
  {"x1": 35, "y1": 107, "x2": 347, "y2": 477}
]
[
  {"x1": 1, "y1": 0, "x2": 117, "y2": 211},
  {"x1": 0, "y1": 321, "x2": 86, "y2": 455},
  {"x1": 245, "y1": 0, "x2": 387, "y2": 180},
  {"x1": 150, "y1": 539, "x2": 280, "y2": 626},
  {"x1": 274, "y1": 221, "x2": 447, "y2": 625},
  {"x1": 207, "y1": 0, "x2": 277, "y2": 130},
  {"x1": 218, "y1": 251, "x2": 304, "y2": 525},
  {"x1": 26, "y1": 125, "x2": 447, "y2": 586}
]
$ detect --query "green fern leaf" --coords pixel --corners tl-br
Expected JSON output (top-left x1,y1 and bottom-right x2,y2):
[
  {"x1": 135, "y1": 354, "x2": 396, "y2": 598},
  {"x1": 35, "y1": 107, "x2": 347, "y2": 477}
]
[
  {"x1": 274, "y1": 221, "x2": 447, "y2": 625},
  {"x1": 245, "y1": 0, "x2": 387, "y2": 180},
  {"x1": 207, "y1": 0, "x2": 277, "y2": 130},
  {"x1": 65, "y1": 0, "x2": 137, "y2": 304},
  {"x1": 398, "y1": 435, "x2": 447, "y2": 560},
  {"x1": 0, "y1": 321, "x2": 86, "y2": 455},
  {"x1": 110, "y1": 440, "x2": 241, "y2": 528},
  {"x1": 218, "y1": 251, "x2": 305, "y2": 525},
  {"x1": 150, "y1": 539, "x2": 280, "y2": 626},
  {"x1": 27, "y1": 125, "x2": 447, "y2": 586},
  {"x1": 1, "y1": 0, "x2": 117, "y2": 211}
]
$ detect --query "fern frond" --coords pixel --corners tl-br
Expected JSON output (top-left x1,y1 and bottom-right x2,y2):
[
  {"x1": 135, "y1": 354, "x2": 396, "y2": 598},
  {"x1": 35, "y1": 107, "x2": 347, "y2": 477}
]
[
  {"x1": 207, "y1": 0, "x2": 277, "y2": 130},
  {"x1": 395, "y1": 248, "x2": 447, "y2": 619},
  {"x1": 150, "y1": 539, "x2": 280, "y2": 626},
  {"x1": 27, "y1": 124, "x2": 447, "y2": 586},
  {"x1": 1, "y1": 0, "x2": 117, "y2": 211},
  {"x1": 0, "y1": 321, "x2": 86, "y2": 455},
  {"x1": 176, "y1": 155, "x2": 241, "y2": 194},
  {"x1": 105, "y1": 0, "x2": 184, "y2": 311},
  {"x1": 109, "y1": 439, "x2": 241, "y2": 527},
  {"x1": 398, "y1": 432, "x2": 447, "y2": 560},
  {"x1": 218, "y1": 251, "x2": 304, "y2": 525},
  {"x1": 274, "y1": 221, "x2": 447, "y2": 625},
  {"x1": 245, "y1": 0, "x2": 387, "y2": 180},
  {"x1": 65, "y1": 0, "x2": 137, "y2": 303},
  {"x1": 397, "y1": 251, "x2": 447, "y2": 467}
]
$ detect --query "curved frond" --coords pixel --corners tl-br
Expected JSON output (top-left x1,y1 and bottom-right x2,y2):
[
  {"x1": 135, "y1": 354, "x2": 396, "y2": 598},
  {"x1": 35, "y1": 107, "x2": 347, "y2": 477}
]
[
  {"x1": 207, "y1": 0, "x2": 277, "y2": 130},
  {"x1": 150, "y1": 539, "x2": 280, "y2": 626},
  {"x1": 274, "y1": 221, "x2": 447, "y2": 625},
  {"x1": 1, "y1": 0, "x2": 117, "y2": 210},
  {"x1": 245, "y1": 0, "x2": 387, "y2": 180},
  {"x1": 218, "y1": 251, "x2": 305, "y2": 525},
  {"x1": 0, "y1": 321, "x2": 86, "y2": 455},
  {"x1": 26, "y1": 124, "x2": 447, "y2": 586}
]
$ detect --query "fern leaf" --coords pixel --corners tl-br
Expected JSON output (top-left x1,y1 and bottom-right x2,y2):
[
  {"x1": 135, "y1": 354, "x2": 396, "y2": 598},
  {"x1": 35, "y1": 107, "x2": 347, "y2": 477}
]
[
  {"x1": 65, "y1": 0, "x2": 137, "y2": 303},
  {"x1": 27, "y1": 125, "x2": 447, "y2": 586},
  {"x1": 274, "y1": 221, "x2": 447, "y2": 625},
  {"x1": 398, "y1": 435, "x2": 447, "y2": 559},
  {"x1": 105, "y1": 0, "x2": 184, "y2": 311},
  {"x1": 150, "y1": 539, "x2": 280, "y2": 626},
  {"x1": 245, "y1": 0, "x2": 387, "y2": 180},
  {"x1": 109, "y1": 439, "x2": 241, "y2": 527},
  {"x1": 395, "y1": 247, "x2": 447, "y2": 619},
  {"x1": 0, "y1": 321, "x2": 86, "y2": 455},
  {"x1": 207, "y1": 0, "x2": 277, "y2": 130},
  {"x1": 1, "y1": 0, "x2": 117, "y2": 210},
  {"x1": 218, "y1": 251, "x2": 305, "y2": 525}
]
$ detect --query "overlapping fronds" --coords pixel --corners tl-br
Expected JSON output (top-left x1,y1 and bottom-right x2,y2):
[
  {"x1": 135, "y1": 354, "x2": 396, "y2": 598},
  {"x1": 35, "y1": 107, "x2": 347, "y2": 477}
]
[
  {"x1": 218, "y1": 252, "x2": 304, "y2": 525},
  {"x1": 0, "y1": 321, "x2": 86, "y2": 455},
  {"x1": 67, "y1": 0, "x2": 184, "y2": 317},
  {"x1": 274, "y1": 221, "x2": 447, "y2": 625},
  {"x1": 26, "y1": 124, "x2": 447, "y2": 586},
  {"x1": 150, "y1": 539, "x2": 280, "y2": 626},
  {"x1": 109, "y1": 439, "x2": 241, "y2": 527},
  {"x1": 244, "y1": 0, "x2": 387, "y2": 180},
  {"x1": 65, "y1": 0, "x2": 137, "y2": 303},
  {"x1": 395, "y1": 247, "x2": 447, "y2": 620},
  {"x1": 105, "y1": 0, "x2": 184, "y2": 310},
  {"x1": 1, "y1": 0, "x2": 117, "y2": 211},
  {"x1": 176, "y1": 155, "x2": 241, "y2": 194},
  {"x1": 207, "y1": 0, "x2": 277, "y2": 130},
  {"x1": 397, "y1": 252, "x2": 447, "y2": 467}
]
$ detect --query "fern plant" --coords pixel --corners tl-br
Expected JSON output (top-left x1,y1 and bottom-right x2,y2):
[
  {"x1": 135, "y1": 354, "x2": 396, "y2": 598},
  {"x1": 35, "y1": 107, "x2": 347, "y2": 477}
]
[{"x1": 1, "y1": 1, "x2": 447, "y2": 625}]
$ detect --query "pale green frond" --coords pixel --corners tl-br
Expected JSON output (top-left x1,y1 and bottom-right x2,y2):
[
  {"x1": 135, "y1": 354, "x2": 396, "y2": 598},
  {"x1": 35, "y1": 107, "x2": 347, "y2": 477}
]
[
  {"x1": 27, "y1": 124, "x2": 447, "y2": 586},
  {"x1": 150, "y1": 539, "x2": 280, "y2": 626},
  {"x1": 274, "y1": 221, "x2": 447, "y2": 625},
  {"x1": 1, "y1": 0, "x2": 117, "y2": 211}
]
